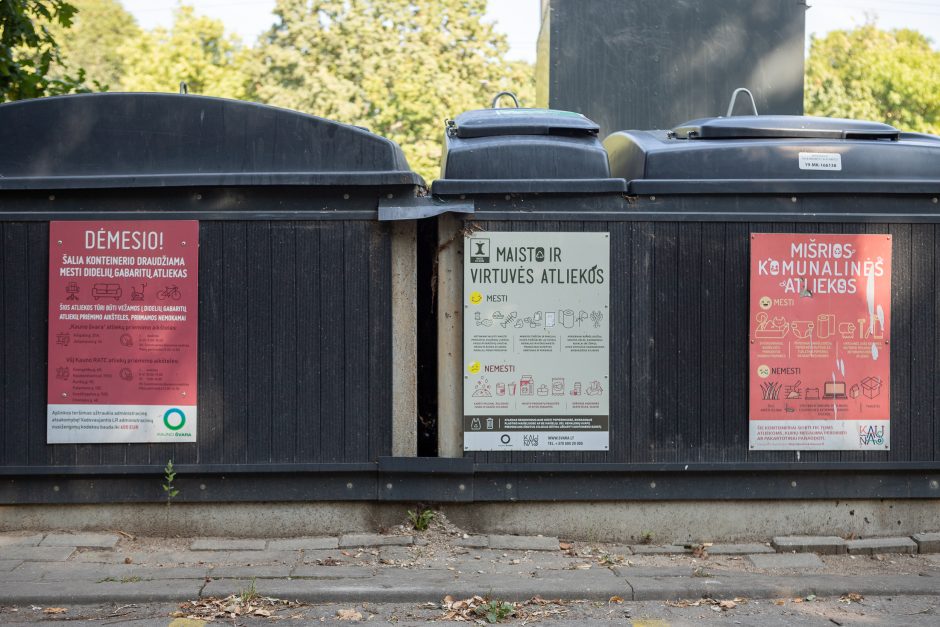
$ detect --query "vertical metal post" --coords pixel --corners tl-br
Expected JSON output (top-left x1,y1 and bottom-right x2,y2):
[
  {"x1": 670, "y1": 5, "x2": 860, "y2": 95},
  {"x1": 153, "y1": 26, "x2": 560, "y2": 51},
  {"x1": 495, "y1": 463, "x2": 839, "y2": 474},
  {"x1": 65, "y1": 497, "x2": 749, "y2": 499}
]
[
  {"x1": 391, "y1": 221, "x2": 418, "y2": 456},
  {"x1": 436, "y1": 213, "x2": 464, "y2": 457}
]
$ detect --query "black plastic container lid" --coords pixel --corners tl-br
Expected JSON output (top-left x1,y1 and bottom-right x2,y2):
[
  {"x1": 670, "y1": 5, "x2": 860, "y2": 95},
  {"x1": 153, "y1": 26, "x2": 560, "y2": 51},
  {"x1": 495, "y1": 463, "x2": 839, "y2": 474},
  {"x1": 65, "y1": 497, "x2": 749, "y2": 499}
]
[
  {"x1": 0, "y1": 93, "x2": 424, "y2": 190},
  {"x1": 604, "y1": 114, "x2": 940, "y2": 195},
  {"x1": 432, "y1": 107, "x2": 625, "y2": 196},
  {"x1": 450, "y1": 107, "x2": 599, "y2": 138},
  {"x1": 672, "y1": 115, "x2": 901, "y2": 140}
]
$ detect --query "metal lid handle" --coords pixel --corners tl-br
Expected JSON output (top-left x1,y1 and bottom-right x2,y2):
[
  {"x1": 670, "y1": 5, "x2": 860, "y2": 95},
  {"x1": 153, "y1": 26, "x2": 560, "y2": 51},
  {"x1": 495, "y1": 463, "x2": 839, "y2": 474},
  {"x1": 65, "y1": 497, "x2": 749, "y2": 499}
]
[
  {"x1": 491, "y1": 91, "x2": 520, "y2": 108},
  {"x1": 726, "y1": 87, "x2": 758, "y2": 117}
]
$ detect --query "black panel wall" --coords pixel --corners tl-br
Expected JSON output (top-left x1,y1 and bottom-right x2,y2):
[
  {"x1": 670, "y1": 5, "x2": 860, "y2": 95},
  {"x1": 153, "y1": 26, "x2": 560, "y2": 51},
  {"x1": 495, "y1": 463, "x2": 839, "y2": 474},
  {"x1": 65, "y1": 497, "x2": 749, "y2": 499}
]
[
  {"x1": 0, "y1": 215, "x2": 394, "y2": 469},
  {"x1": 459, "y1": 198, "x2": 939, "y2": 466}
]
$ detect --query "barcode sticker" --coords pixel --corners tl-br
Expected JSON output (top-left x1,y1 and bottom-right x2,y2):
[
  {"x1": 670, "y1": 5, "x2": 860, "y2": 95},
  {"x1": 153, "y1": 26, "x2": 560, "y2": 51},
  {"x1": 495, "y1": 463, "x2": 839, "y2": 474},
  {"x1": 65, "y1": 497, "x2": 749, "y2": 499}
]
[{"x1": 799, "y1": 152, "x2": 842, "y2": 171}]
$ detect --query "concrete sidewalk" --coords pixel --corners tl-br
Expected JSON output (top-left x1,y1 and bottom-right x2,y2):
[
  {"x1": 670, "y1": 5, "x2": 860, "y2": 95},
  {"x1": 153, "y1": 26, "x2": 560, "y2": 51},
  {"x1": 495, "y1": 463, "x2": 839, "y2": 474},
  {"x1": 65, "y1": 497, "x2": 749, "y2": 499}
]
[{"x1": 1, "y1": 529, "x2": 939, "y2": 607}]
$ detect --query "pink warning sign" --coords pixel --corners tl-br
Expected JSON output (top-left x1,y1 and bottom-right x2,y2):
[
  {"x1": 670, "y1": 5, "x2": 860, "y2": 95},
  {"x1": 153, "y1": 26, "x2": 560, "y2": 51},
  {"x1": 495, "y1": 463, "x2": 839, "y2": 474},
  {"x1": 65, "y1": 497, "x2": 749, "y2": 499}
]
[
  {"x1": 47, "y1": 221, "x2": 198, "y2": 443},
  {"x1": 749, "y1": 233, "x2": 891, "y2": 451}
]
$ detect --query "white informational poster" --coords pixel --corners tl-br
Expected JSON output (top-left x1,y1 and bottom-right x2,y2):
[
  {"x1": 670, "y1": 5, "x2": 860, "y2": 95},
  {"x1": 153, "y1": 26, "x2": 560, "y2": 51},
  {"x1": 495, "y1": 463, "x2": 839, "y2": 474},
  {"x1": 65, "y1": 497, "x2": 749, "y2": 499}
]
[{"x1": 463, "y1": 232, "x2": 610, "y2": 451}]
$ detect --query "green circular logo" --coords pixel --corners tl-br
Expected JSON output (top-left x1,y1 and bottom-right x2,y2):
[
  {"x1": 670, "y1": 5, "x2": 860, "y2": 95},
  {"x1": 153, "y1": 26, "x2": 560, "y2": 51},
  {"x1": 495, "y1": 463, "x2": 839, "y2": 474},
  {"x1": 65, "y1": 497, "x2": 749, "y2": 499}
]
[{"x1": 163, "y1": 408, "x2": 186, "y2": 431}]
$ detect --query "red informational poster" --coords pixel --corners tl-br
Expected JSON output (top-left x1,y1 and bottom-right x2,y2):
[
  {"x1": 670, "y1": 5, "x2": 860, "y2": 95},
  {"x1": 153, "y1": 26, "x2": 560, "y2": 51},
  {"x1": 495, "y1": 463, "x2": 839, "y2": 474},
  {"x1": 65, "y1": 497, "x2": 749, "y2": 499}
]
[
  {"x1": 749, "y1": 233, "x2": 891, "y2": 451},
  {"x1": 47, "y1": 221, "x2": 198, "y2": 443}
]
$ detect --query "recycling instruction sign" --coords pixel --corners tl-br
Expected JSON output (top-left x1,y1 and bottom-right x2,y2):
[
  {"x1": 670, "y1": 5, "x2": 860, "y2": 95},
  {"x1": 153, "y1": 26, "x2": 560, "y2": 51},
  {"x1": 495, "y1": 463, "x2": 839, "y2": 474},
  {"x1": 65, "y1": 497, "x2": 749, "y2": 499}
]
[{"x1": 463, "y1": 232, "x2": 609, "y2": 451}]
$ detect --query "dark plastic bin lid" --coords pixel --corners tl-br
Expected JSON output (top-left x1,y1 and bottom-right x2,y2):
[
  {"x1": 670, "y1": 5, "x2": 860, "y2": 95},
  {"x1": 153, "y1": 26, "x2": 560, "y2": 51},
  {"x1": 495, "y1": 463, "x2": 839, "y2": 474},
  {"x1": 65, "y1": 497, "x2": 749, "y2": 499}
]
[
  {"x1": 432, "y1": 107, "x2": 625, "y2": 195},
  {"x1": 604, "y1": 114, "x2": 940, "y2": 194},
  {"x1": 449, "y1": 107, "x2": 599, "y2": 138},
  {"x1": 0, "y1": 93, "x2": 424, "y2": 190},
  {"x1": 673, "y1": 115, "x2": 901, "y2": 140}
]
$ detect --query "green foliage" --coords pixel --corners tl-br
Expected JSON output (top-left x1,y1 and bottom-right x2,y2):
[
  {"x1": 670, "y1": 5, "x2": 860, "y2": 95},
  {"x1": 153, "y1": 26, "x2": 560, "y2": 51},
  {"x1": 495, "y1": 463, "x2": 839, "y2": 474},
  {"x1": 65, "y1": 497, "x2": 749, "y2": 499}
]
[
  {"x1": 48, "y1": 0, "x2": 140, "y2": 90},
  {"x1": 407, "y1": 507, "x2": 435, "y2": 531},
  {"x1": 474, "y1": 599, "x2": 516, "y2": 623},
  {"x1": 119, "y1": 5, "x2": 252, "y2": 99},
  {"x1": 162, "y1": 459, "x2": 179, "y2": 537},
  {"x1": 0, "y1": 0, "x2": 92, "y2": 101},
  {"x1": 162, "y1": 459, "x2": 179, "y2": 501},
  {"x1": 253, "y1": 0, "x2": 534, "y2": 181},
  {"x1": 806, "y1": 23, "x2": 940, "y2": 134},
  {"x1": 239, "y1": 578, "x2": 258, "y2": 604}
]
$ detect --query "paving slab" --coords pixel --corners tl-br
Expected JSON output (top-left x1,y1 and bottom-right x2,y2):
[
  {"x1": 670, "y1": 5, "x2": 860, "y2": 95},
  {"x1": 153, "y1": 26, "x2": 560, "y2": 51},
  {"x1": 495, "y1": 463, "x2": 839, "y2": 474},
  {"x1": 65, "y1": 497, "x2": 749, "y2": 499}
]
[
  {"x1": 463, "y1": 572, "x2": 627, "y2": 601},
  {"x1": 74, "y1": 549, "x2": 301, "y2": 565},
  {"x1": 0, "y1": 559, "x2": 23, "y2": 571},
  {"x1": 72, "y1": 550, "x2": 170, "y2": 564},
  {"x1": 747, "y1": 552, "x2": 825, "y2": 570},
  {"x1": 267, "y1": 537, "x2": 338, "y2": 551},
  {"x1": 913, "y1": 532, "x2": 940, "y2": 553},
  {"x1": 626, "y1": 575, "x2": 740, "y2": 601},
  {"x1": 707, "y1": 543, "x2": 775, "y2": 555},
  {"x1": 209, "y1": 565, "x2": 293, "y2": 579},
  {"x1": 611, "y1": 566, "x2": 704, "y2": 578},
  {"x1": 626, "y1": 572, "x2": 928, "y2": 601},
  {"x1": 300, "y1": 549, "x2": 362, "y2": 565},
  {"x1": 454, "y1": 536, "x2": 489, "y2": 548},
  {"x1": 0, "y1": 564, "x2": 40, "y2": 582},
  {"x1": 339, "y1": 533, "x2": 413, "y2": 548},
  {"x1": 191, "y1": 538, "x2": 266, "y2": 551},
  {"x1": 749, "y1": 574, "x2": 940, "y2": 598},
  {"x1": 201, "y1": 573, "x2": 453, "y2": 603},
  {"x1": 630, "y1": 544, "x2": 691, "y2": 555},
  {"x1": 488, "y1": 535, "x2": 559, "y2": 551},
  {"x1": 0, "y1": 546, "x2": 75, "y2": 562},
  {"x1": 450, "y1": 559, "x2": 545, "y2": 576},
  {"x1": 846, "y1": 537, "x2": 918, "y2": 555},
  {"x1": 181, "y1": 550, "x2": 300, "y2": 565},
  {"x1": 0, "y1": 578, "x2": 202, "y2": 604},
  {"x1": 378, "y1": 545, "x2": 415, "y2": 563},
  {"x1": 291, "y1": 565, "x2": 374, "y2": 579},
  {"x1": 0, "y1": 534, "x2": 44, "y2": 547},
  {"x1": 201, "y1": 570, "x2": 627, "y2": 603},
  {"x1": 772, "y1": 535, "x2": 847, "y2": 555},
  {"x1": 450, "y1": 550, "x2": 573, "y2": 571},
  {"x1": 9, "y1": 562, "x2": 207, "y2": 582},
  {"x1": 39, "y1": 532, "x2": 120, "y2": 549}
]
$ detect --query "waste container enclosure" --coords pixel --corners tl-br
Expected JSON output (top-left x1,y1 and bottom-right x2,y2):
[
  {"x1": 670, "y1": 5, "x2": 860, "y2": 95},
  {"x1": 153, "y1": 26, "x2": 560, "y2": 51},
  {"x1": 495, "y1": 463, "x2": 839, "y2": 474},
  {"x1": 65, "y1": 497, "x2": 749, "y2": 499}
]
[
  {"x1": 434, "y1": 110, "x2": 940, "y2": 501},
  {"x1": 432, "y1": 106, "x2": 627, "y2": 464},
  {"x1": 605, "y1": 115, "x2": 940, "y2": 465},
  {"x1": 0, "y1": 93, "x2": 423, "y2": 503}
]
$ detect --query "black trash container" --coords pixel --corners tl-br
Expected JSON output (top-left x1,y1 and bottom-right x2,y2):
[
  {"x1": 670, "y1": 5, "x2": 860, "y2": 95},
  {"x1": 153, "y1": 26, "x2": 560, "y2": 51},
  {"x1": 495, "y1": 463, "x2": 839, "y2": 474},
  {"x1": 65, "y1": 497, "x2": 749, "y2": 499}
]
[
  {"x1": 431, "y1": 105, "x2": 626, "y2": 466},
  {"x1": 430, "y1": 107, "x2": 940, "y2": 503},
  {"x1": 604, "y1": 114, "x2": 940, "y2": 468},
  {"x1": 0, "y1": 93, "x2": 423, "y2": 504}
]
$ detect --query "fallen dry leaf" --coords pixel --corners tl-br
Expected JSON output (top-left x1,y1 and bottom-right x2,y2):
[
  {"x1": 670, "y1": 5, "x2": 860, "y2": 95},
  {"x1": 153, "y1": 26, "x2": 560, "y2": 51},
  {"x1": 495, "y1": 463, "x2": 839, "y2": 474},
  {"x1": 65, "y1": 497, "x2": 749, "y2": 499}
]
[
  {"x1": 44, "y1": 608, "x2": 67, "y2": 614},
  {"x1": 719, "y1": 600, "x2": 737, "y2": 610},
  {"x1": 254, "y1": 608, "x2": 271, "y2": 617},
  {"x1": 609, "y1": 596, "x2": 624, "y2": 604},
  {"x1": 336, "y1": 608, "x2": 363, "y2": 621},
  {"x1": 559, "y1": 542, "x2": 572, "y2": 550},
  {"x1": 840, "y1": 592, "x2": 864, "y2": 604}
]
